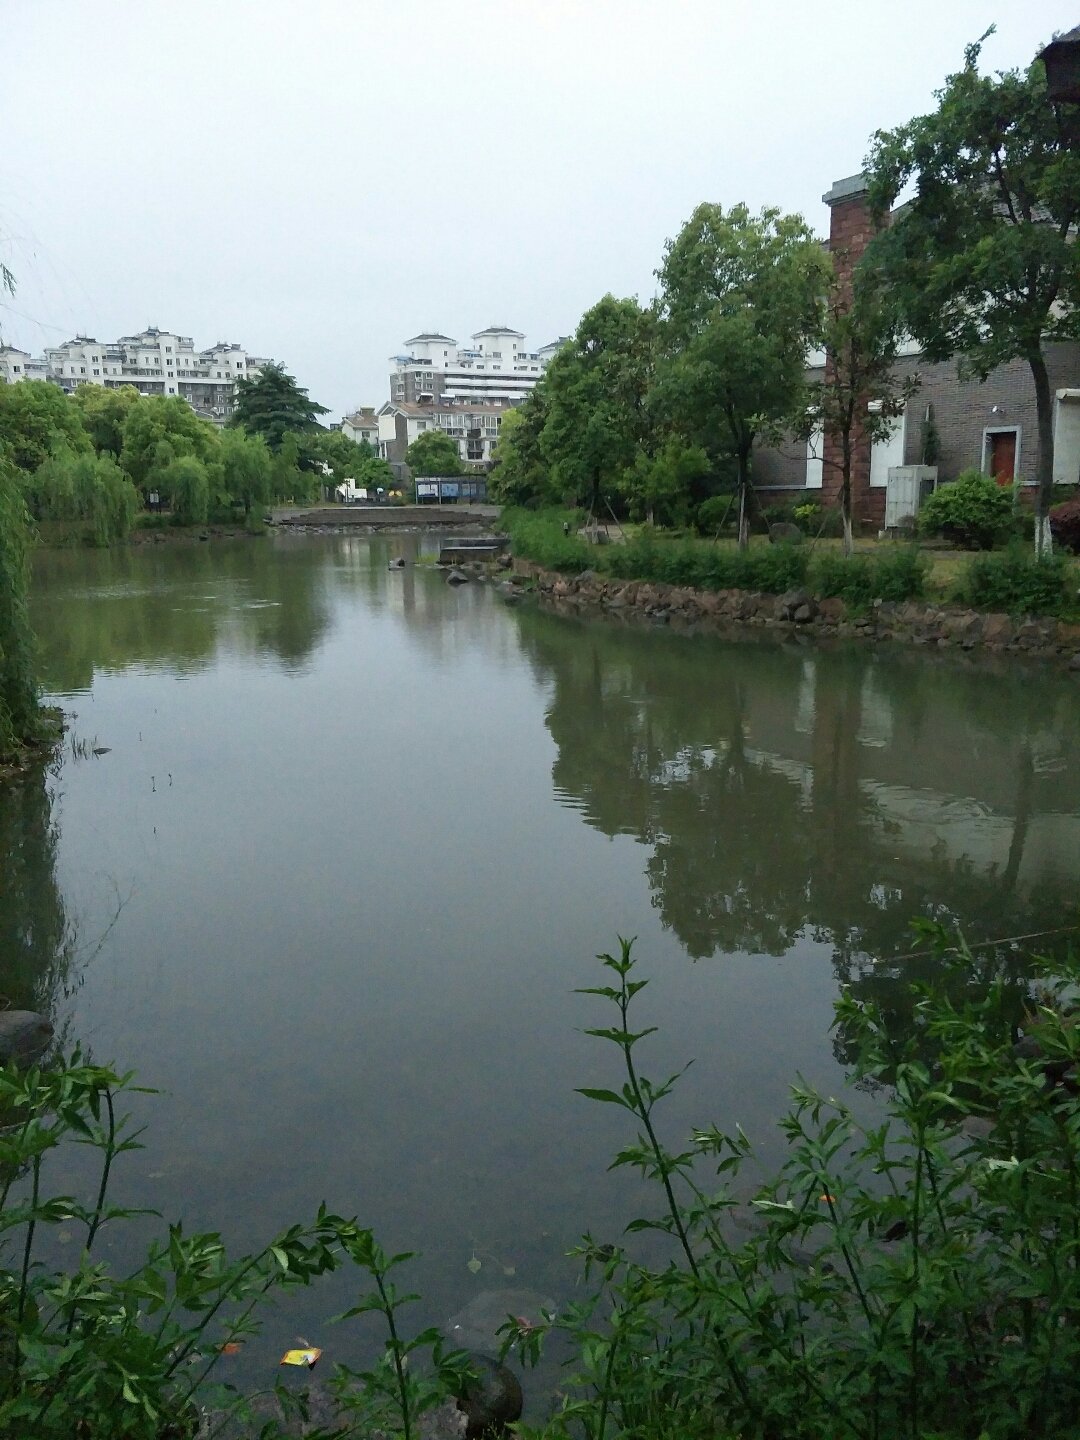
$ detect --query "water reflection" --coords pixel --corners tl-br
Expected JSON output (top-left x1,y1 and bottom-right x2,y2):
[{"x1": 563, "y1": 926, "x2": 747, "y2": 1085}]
[
  {"x1": 515, "y1": 609, "x2": 1080, "y2": 1053},
  {"x1": 0, "y1": 767, "x2": 76, "y2": 1035}
]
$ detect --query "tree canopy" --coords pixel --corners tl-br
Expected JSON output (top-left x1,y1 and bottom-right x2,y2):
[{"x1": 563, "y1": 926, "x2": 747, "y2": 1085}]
[
  {"x1": 540, "y1": 295, "x2": 654, "y2": 517},
  {"x1": 655, "y1": 203, "x2": 830, "y2": 546},
  {"x1": 865, "y1": 32, "x2": 1080, "y2": 550},
  {"x1": 231, "y1": 363, "x2": 329, "y2": 451},
  {"x1": 405, "y1": 429, "x2": 462, "y2": 477}
]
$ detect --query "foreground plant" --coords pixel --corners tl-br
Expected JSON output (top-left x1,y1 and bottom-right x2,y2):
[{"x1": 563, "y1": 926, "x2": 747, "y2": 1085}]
[
  {"x1": 0, "y1": 1058, "x2": 473, "y2": 1440},
  {"x1": 504, "y1": 929, "x2": 1080, "y2": 1440}
]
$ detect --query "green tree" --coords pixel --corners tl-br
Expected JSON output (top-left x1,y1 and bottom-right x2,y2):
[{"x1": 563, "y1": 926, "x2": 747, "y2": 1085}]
[
  {"x1": 487, "y1": 388, "x2": 553, "y2": 507},
  {"x1": 231, "y1": 363, "x2": 329, "y2": 451},
  {"x1": 866, "y1": 32, "x2": 1080, "y2": 553},
  {"x1": 540, "y1": 295, "x2": 654, "y2": 517},
  {"x1": 0, "y1": 380, "x2": 91, "y2": 474},
  {"x1": 218, "y1": 428, "x2": 273, "y2": 516},
  {"x1": 119, "y1": 396, "x2": 220, "y2": 492},
  {"x1": 160, "y1": 455, "x2": 210, "y2": 525},
  {"x1": 801, "y1": 265, "x2": 920, "y2": 553},
  {"x1": 71, "y1": 384, "x2": 143, "y2": 458},
  {"x1": 312, "y1": 428, "x2": 374, "y2": 486},
  {"x1": 624, "y1": 437, "x2": 710, "y2": 527},
  {"x1": 656, "y1": 203, "x2": 829, "y2": 547},
  {"x1": 405, "y1": 429, "x2": 462, "y2": 477},
  {"x1": 28, "y1": 449, "x2": 138, "y2": 545}
]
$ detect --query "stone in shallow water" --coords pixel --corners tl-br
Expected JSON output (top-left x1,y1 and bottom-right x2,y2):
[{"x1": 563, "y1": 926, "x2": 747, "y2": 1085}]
[
  {"x1": 0, "y1": 1011, "x2": 53, "y2": 1065},
  {"x1": 445, "y1": 1288, "x2": 554, "y2": 1351}
]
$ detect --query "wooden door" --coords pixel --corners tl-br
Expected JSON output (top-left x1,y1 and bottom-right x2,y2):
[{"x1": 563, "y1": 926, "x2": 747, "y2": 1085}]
[{"x1": 990, "y1": 430, "x2": 1017, "y2": 485}]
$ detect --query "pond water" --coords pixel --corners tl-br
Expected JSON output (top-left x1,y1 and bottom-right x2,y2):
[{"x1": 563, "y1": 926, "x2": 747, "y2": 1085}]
[{"x1": 7, "y1": 532, "x2": 1080, "y2": 1384}]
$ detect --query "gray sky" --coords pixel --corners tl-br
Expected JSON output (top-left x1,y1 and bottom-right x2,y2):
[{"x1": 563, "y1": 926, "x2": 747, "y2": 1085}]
[{"x1": 0, "y1": 1, "x2": 1067, "y2": 418}]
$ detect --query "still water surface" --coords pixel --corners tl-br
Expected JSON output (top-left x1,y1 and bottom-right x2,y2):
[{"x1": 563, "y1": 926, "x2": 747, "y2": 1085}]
[{"x1": 8, "y1": 533, "x2": 1080, "y2": 1370}]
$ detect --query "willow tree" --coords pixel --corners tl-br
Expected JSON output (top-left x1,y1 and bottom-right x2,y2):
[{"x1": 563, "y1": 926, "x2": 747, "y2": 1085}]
[
  {"x1": 866, "y1": 32, "x2": 1080, "y2": 554},
  {"x1": 656, "y1": 203, "x2": 829, "y2": 547}
]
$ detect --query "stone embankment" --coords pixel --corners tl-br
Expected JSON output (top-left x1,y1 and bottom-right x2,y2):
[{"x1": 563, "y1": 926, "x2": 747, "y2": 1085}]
[
  {"x1": 513, "y1": 561, "x2": 1080, "y2": 668},
  {"x1": 272, "y1": 505, "x2": 499, "y2": 531}
]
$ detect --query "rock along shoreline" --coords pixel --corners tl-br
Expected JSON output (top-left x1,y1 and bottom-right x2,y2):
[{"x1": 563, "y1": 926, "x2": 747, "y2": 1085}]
[{"x1": 513, "y1": 560, "x2": 1080, "y2": 669}]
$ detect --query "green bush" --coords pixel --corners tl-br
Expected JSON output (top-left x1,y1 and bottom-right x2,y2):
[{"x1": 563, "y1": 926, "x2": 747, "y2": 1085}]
[
  {"x1": 810, "y1": 550, "x2": 875, "y2": 607},
  {"x1": 918, "y1": 470, "x2": 1014, "y2": 549},
  {"x1": 695, "y1": 495, "x2": 738, "y2": 534},
  {"x1": 957, "y1": 545, "x2": 1069, "y2": 616},
  {"x1": 871, "y1": 545, "x2": 929, "y2": 602},
  {"x1": 505, "y1": 931, "x2": 1080, "y2": 1440}
]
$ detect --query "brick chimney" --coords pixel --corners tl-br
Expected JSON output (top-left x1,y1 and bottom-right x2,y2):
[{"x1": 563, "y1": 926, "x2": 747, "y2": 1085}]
[{"x1": 820, "y1": 173, "x2": 880, "y2": 526}]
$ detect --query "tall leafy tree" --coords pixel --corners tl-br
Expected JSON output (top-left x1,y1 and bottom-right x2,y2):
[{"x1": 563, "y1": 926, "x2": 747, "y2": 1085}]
[
  {"x1": 71, "y1": 384, "x2": 142, "y2": 458},
  {"x1": 0, "y1": 380, "x2": 91, "y2": 474},
  {"x1": 540, "y1": 295, "x2": 654, "y2": 517},
  {"x1": 405, "y1": 429, "x2": 462, "y2": 477},
  {"x1": 231, "y1": 363, "x2": 329, "y2": 451},
  {"x1": 801, "y1": 265, "x2": 920, "y2": 553},
  {"x1": 487, "y1": 387, "x2": 553, "y2": 507},
  {"x1": 866, "y1": 33, "x2": 1080, "y2": 553},
  {"x1": 218, "y1": 428, "x2": 273, "y2": 516},
  {"x1": 119, "y1": 395, "x2": 220, "y2": 491},
  {"x1": 656, "y1": 204, "x2": 830, "y2": 547}
]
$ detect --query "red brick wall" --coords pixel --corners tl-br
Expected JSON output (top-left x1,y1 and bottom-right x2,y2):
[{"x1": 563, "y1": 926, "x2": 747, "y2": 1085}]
[{"x1": 821, "y1": 186, "x2": 879, "y2": 526}]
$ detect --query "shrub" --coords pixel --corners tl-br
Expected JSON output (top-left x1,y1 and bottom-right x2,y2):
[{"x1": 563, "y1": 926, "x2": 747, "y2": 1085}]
[
  {"x1": 957, "y1": 545, "x2": 1068, "y2": 616},
  {"x1": 695, "y1": 495, "x2": 737, "y2": 534},
  {"x1": 736, "y1": 543, "x2": 808, "y2": 593},
  {"x1": 918, "y1": 469, "x2": 1014, "y2": 549},
  {"x1": 871, "y1": 545, "x2": 929, "y2": 602},
  {"x1": 507, "y1": 931, "x2": 1080, "y2": 1440},
  {"x1": 809, "y1": 550, "x2": 875, "y2": 607},
  {"x1": 1050, "y1": 496, "x2": 1080, "y2": 554}
]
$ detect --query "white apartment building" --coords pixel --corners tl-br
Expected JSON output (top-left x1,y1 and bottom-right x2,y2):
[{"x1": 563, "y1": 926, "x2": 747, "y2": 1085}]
[
  {"x1": 377, "y1": 400, "x2": 510, "y2": 470},
  {"x1": 389, "y1": 326, "x2": 566, "y2": 408},
  {"x1": 0, "y1": 345, "x2": 47, "y2": 384},
  {"x1": 339, "y1": 407, "x2": 380, "y2": 449},
  {"x1": 1, "y1": 328, "x2": 272, "y2": 424}
]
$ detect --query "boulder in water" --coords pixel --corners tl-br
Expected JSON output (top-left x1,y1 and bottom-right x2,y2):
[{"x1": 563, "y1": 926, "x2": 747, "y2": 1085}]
[
  {"x1": 0, "y1": 1011, "x2": 53, "y2": 1066},
  {"x1": 457, "y1": 1353, "x2": 523, "y2": 1438}
]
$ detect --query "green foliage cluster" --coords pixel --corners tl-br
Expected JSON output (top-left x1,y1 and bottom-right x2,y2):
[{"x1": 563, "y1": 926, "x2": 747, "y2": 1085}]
[
  {"x1": 956, "y1": 546, "x2": 1070, "y2": 617},
  {"x1": 919, "y1": 471, "x2": 1016, "y2": 550},
  {"x1": 503, "y1": 511, "x2": 929, "y2": 604},
  {"x1": 9, "y1": 929, "x2": 1080, "y2": 1438},
  {"x1": 0, "y1": 1056, "x2": 471, "y2": 1440},
  {"x1": 810, "y1": 546, "x2": 929, "y2": 608},
  {"x1": 498, "y1": 932, "x2": 1080, "y2": 1440},
  {"x1": 0, "y1": 373, "x2": 345, "y2": 545},
  {"x1": 405, "y1": 429, "x2": 464, "y2": 478}
]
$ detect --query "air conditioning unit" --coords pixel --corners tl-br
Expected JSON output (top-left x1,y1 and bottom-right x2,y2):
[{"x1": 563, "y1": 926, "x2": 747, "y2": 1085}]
[{"x1": 883, "y1": 465, "x2": 938, "y2": 534}]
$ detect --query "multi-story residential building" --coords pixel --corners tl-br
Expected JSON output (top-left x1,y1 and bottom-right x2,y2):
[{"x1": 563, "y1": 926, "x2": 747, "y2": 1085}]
[
  {"x1": 389, "y1": 326, "x2": 566, "y2": 408},
  {"x1": 339, "y1": 407, "x2": 380, "y2": 449},
  {"x1": 754, "y1": 172, "x2": 1080, "y2": 523},
  {"x1": 1, "y1": 328, "x2": 272, "y2": 424},
  {"x1": 371, "y1": 325, "x2": 566, "y2": 473},
  {"x1": 377, "y1": 400, "x2": 510, "y2": 470}
]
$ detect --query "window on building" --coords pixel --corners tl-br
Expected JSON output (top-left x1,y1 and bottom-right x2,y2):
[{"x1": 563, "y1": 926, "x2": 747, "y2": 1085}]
[
  {"x1": 79, "y1": 366, "x2": 86, "y2": 374},
  {"x1": 93, "y1": 368, "x2": 99, "y2": 376},
  {"x1": 12, "y1": 365, "x2": 20, "y2": 373},
  {"x1": 166, "y1": 346, "x2": 172, "y2": 352}
]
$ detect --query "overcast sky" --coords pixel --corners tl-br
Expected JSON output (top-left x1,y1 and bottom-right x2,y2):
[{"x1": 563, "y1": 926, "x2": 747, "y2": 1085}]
[{"x1": 0, "y1": 1, "x2": 1067, "y2": 417}]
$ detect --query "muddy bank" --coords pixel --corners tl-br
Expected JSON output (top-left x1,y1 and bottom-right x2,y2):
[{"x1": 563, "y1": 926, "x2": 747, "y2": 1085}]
[{"x1": 514, "y1": 560, "x2": 1080, "y2": 667}]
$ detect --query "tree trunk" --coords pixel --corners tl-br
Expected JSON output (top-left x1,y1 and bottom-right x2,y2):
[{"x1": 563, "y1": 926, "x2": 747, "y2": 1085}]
[
  {"x1": 736, "y1": 451, "x2": 750, "y2": 551},
  {"x1": 841, "y1": 432, "x2": 854, "y2": 557},
  {"x1": 1029, "y1": 351, "x2": 1055, "y2": 557}
]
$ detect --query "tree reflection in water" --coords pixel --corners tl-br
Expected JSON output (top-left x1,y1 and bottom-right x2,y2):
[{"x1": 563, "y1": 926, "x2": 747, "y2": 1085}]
[{"x1": 516, "y1": 607, "x2": 1080, "y2": 1062}]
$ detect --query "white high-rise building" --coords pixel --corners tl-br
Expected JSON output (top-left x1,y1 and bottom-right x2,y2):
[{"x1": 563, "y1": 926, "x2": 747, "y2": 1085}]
[
  {"x1": 1, "y1": 328, "x2": 272, "y2": 424},
  {"x1": 389, "y1": 326, "x2": 566, "y2": 407}
]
